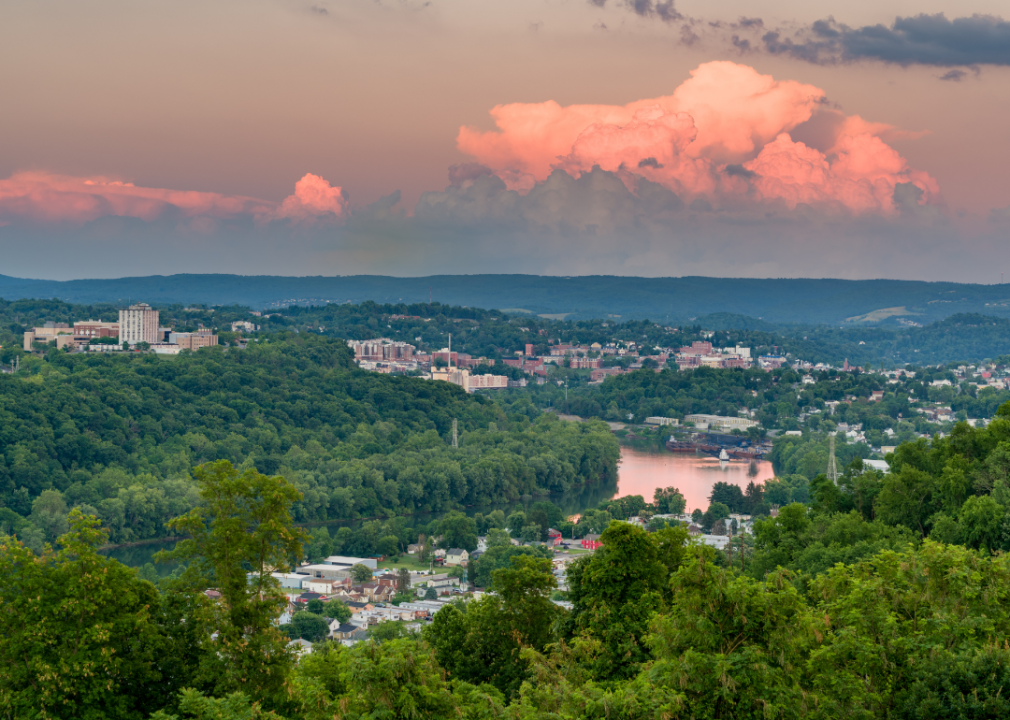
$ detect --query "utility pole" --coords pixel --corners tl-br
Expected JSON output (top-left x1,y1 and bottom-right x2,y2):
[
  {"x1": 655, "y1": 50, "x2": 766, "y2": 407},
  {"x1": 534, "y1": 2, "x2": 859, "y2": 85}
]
[{"x1": 826, "y1": 435, "x2": 840, "y2": 483}]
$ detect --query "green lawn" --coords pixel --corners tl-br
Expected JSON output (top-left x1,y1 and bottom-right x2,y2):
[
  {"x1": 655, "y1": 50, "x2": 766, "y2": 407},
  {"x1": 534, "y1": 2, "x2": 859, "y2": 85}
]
[{"x1": 376, "y1": 555, "x2": 441, "y2": 573}]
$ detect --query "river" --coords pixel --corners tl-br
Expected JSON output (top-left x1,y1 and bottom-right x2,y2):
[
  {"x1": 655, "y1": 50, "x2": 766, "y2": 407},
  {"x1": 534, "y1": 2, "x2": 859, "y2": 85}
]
[
  {"x1": 614, "y1": 446, "x2": 776, "y2": 514},
  {"x1": 101, "y1": 446, "x2": 775, "y2": 570}
]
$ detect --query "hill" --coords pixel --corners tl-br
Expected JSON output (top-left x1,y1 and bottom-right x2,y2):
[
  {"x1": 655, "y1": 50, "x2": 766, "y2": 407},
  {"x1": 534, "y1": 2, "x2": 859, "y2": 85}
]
[{"x1": 2, "y1": 274, "x2": 1010, "y2": 325}]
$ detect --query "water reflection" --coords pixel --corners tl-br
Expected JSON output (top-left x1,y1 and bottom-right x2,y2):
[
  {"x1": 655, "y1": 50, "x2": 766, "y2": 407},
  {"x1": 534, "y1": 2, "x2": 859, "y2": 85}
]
[
  {"x1": 615, "y1": 446, "x2": 776, "y2": 514},
  {"x1": 102, "y1": 446, "x2": 767, "y2": 569}
]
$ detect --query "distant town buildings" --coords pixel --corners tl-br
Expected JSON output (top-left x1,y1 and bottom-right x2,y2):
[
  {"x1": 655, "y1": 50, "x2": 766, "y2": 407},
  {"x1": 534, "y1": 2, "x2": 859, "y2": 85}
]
[
  {"x1": 347, "y1": 338, "x2": 416, "y2": 362},
  {"x1": 23, "y1": 303, "x2": 218, "y2": 354}
]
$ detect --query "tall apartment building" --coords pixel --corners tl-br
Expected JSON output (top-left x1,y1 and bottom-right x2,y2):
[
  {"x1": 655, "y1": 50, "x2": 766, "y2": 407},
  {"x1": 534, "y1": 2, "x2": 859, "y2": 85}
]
[{"x1": 118, "y1": 303, "x2": 160, "y2": 345}]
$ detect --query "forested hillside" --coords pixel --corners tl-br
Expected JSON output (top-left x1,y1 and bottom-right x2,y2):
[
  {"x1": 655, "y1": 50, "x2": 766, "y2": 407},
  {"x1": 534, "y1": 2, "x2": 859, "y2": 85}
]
[
  {"x1": 0, "y1": 335, "x2": 617, "y2": 548},
  {"x1": 4, "y1": 272, "x2": 1010, "y2": 324}
]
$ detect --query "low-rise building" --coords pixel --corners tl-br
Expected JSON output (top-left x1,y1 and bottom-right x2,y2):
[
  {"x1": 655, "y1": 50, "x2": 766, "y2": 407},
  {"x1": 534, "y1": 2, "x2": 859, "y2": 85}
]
[
  {"x1": 683, "y1": 414, "x2": 757, "y2": 432},
  {"x1": 169, "y1": 330, "x2": 219, "y2": 350}
]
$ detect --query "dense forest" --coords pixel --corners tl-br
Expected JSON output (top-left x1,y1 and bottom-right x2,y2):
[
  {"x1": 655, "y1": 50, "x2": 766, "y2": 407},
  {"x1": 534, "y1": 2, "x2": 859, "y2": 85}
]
[
  {"x1": 10, "y1": 457, "x2": 1010, "y2": 719},
  {"x1": 0, "y1": 334, "x2": 617, "y2": 549}
]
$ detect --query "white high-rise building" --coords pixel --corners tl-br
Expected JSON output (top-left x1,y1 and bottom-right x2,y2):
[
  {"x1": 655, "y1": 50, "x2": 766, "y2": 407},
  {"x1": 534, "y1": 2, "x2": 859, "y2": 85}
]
[{"x1": 118, "y1": 303, "x2": 160, "y2": 345}]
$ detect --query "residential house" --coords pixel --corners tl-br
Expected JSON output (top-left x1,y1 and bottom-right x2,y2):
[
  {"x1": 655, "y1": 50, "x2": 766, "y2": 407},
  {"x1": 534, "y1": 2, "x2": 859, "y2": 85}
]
[
  {"x1": 330, "y1": 622, "x2": 359, "y2": 640},
  {"x1": 304, "y1": 578, "x2": 346, "y2": 595},
  {"x1": 445, "y1": 548, "x2": 469, "y2": 567},
  {"x1": 581, "y1": 534, "x2": 602, "y2": 550}
]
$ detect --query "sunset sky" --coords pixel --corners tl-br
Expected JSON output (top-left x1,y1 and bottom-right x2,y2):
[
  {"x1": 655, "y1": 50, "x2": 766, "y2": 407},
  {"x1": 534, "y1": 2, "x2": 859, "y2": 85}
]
[{"x1": 2, "y1": 0, "x2": 1010, "y2": 281}]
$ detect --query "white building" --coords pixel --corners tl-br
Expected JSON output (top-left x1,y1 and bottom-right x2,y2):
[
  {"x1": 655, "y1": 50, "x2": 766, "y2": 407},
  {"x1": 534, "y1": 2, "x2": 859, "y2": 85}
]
[
  {"x1": 683, "y1": 414, "x2": 758, "y2": 431},
  {"x1": 118, "y1": 303, "x2": 160, "y2": 345}
]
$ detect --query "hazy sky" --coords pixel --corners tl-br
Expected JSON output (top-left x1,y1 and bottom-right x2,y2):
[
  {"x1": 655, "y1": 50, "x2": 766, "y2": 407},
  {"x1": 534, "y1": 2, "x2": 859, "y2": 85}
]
[{"x1": 2, "y1": 0, "x2": 1009, "y2": 281}]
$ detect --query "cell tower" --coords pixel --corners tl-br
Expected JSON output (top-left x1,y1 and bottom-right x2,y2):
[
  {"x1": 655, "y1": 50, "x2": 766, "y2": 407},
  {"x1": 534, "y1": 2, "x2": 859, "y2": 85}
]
[
  {"x1": 452, "y1": 419, "x2": 458, "y2": 449},
  {"x1": 826, "y1": 435, "x2": 840, "y2": 483}
]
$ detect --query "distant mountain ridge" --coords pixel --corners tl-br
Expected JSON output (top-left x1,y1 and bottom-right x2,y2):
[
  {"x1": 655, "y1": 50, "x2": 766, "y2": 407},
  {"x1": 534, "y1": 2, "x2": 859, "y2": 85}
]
[{"x1": 1, "y1": 273, "x2": 1009, "y2": 326}]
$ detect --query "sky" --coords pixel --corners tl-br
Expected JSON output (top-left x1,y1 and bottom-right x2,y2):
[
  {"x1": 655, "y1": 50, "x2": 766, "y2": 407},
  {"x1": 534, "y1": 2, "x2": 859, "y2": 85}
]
[{"x1": 2, "y1": 0, "x2": 1010, "y2": 282}]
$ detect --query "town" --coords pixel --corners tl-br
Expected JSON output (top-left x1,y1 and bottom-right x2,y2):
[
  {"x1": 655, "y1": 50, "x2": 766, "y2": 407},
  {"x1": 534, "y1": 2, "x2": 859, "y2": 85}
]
[{"x1": 22, "y1": 302, "x2": 222, "y2": 354}]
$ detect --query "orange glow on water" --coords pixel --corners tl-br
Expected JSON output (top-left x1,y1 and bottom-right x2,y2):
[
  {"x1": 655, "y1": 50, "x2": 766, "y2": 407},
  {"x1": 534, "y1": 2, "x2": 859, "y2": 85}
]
[{"x1": 615, "y1": 446, "x2": 776, "y2": 514}]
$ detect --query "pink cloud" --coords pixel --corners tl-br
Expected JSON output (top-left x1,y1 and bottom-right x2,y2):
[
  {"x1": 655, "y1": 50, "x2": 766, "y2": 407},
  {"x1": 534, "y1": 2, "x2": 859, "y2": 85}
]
[
  {"x1": 745, "y1": 133, "x2": 939, "y2": 212},
  {"x1": 275, "y1": 173, "x2": 348, "y2": 222},
  {"x1": 0, "y1": 171, "x2": 346, "y2": 226},
  {"x1": 457, "y1": 61, "x2": 937, "y2": 214}
]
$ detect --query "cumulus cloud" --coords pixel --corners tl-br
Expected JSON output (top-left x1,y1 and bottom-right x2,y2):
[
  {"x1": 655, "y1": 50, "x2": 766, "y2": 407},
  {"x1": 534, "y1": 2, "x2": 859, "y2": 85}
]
[
  {"x1": 0, "y1": 171, "x2": 346, "y2": 227},
  {"x1": 761, "y1": 13, "x2": 1010, "y2": 68},
  {"x1": 457, "y1": 61, "x2": 936, "y2": 214},
  {"x1": 274, "y1": 173, "x2": 348, "y2": 223}
]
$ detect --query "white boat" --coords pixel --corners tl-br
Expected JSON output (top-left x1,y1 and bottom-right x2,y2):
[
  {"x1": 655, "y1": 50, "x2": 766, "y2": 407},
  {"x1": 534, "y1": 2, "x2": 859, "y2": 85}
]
[{"x1": 718, "y1": 448, "x2": 729, "y2": 461}]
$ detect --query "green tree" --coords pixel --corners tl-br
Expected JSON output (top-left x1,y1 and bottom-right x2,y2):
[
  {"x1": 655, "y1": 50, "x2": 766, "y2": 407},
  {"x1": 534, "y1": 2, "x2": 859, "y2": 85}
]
[
  {"x1": 437, "y1": 511, "x2": 478, "y2": 551},
  {"x1": 561, "y1": 522, "x2": 676, "y2": 680},
  {"x1": 30, "y1": 489, "x2": 69, "y2": 541},
  {"x1": 158, "y1": 460, "x2": 304, "y2": 704},
  {"x1": 350, "y1": 563, "x2": 373, "y2": 583},
  {"x1": 306, "y1": 598, "x2": 324, "y2": 614},
  {"x1": 397, "y1": 567, "x2": 412, "y2": 596},
  {"x1": 876, "y1": 465, "x2": 940, "y2": 537},
  {"x1": 701, "y1": 501, "x2": 731, "y2": 532},
  {"x1": 286, "y1": 611, "x2": 330, "y2": 642},
  {"x1": 653, "y1": 486, "x2": 686, "y2": 514},
  {"x1": 647, "y1": 558, "x2": 811, "y2": 719},
  {"x1": 151, "y1": 689, "x2": 285, "y2": 720},
  {"x1": 321, "y1": 599, "x2": 351, "y2": 624},
  {"x1": 369, "y1": 621, "x2": 414, "y2": 643},
  {"x1": 956, "y1": 495, "x2": 1007, "y2": 552},
  {"x1": 0, "y1": 510, "x2": 176, "y2": 719},
  {"x1": 426, "y1": 555, "x2": 558, "y2": 699}
]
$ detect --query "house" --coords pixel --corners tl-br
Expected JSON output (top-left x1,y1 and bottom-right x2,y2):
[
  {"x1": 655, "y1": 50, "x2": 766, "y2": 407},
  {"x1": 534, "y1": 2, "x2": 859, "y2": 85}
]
[
  {"x1": 581, "y1": 534, "x2": 602, "y2": 550},
  {"x1": 445, "y1": 548, "x2": 469, "y2": 567},
  {"x1": 304, "y1": 578, "x2": 345, "y2": 595},
  {"x1": 330, "y1": 622, "x2": 359, "y2": 640},
  {"x1": 547, "y1": 529, "x2": 563, "y2": 546},
  {"x1": 406, "y1": 543, "x2": 423, "y2": 554},
  {"x1": 344, "y1": 600, "x2": 375, "y2": 613},
  {"x1": 869, "y1": 390, "x2": 884, "y2": 402}
]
